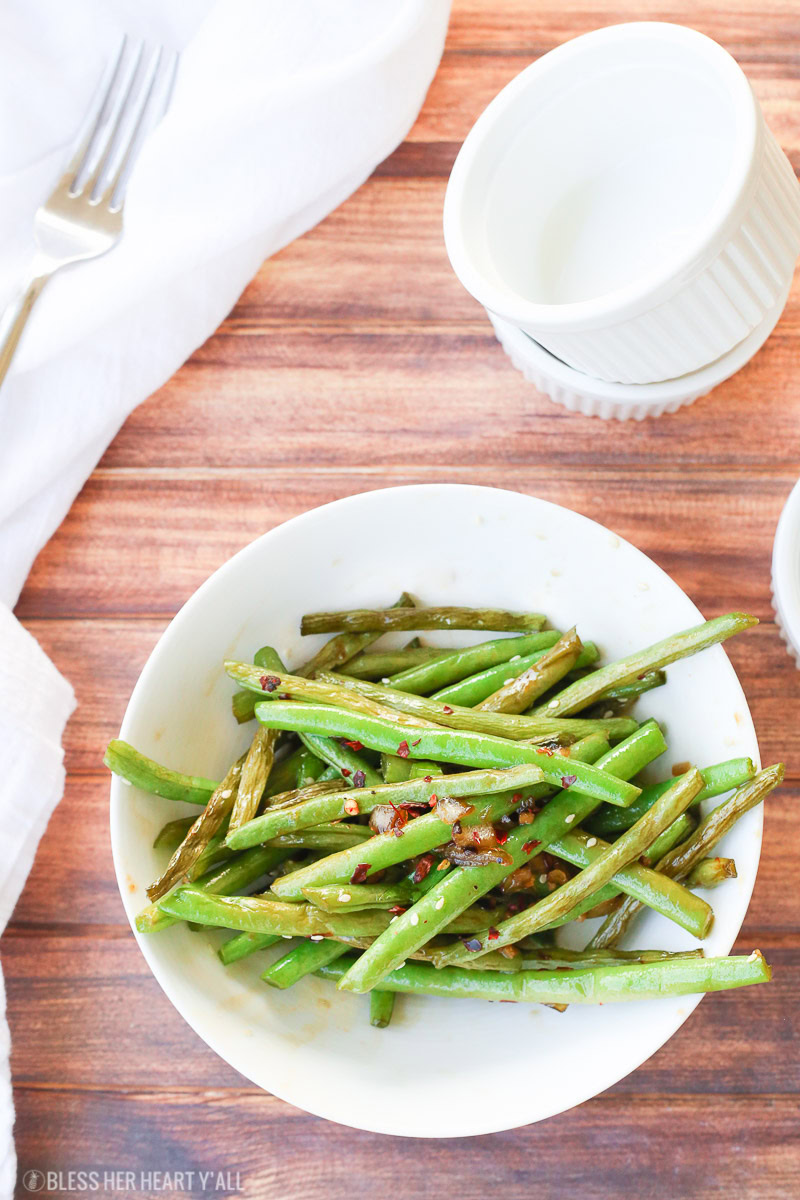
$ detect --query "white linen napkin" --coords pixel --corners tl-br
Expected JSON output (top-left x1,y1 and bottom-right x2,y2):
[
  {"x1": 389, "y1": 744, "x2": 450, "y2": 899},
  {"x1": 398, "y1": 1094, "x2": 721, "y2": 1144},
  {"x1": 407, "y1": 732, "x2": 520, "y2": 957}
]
[{"x1": 0, "y1": 1, "x2": 450, "y2": 1190}]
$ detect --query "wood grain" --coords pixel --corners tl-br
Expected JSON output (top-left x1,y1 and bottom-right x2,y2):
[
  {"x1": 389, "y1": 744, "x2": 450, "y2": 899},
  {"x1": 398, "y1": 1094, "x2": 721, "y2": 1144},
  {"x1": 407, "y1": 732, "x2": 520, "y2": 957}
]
[{"x1": 6, "y1": 1, "x2": 800, "y2": 1194}]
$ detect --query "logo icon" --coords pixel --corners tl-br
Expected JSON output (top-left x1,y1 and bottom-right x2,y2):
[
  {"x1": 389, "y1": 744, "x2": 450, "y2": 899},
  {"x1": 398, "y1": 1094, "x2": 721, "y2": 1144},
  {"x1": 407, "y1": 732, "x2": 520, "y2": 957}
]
[{"x1": 22, "y1": 1170, "x2": 45, "y2": 1192}]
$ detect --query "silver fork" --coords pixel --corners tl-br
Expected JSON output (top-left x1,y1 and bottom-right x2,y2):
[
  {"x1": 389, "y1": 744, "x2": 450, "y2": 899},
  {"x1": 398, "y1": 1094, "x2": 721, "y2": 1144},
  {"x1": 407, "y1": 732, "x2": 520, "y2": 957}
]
[{"x1": 0, "y1": 37, "x2": 178, "y2": 388}]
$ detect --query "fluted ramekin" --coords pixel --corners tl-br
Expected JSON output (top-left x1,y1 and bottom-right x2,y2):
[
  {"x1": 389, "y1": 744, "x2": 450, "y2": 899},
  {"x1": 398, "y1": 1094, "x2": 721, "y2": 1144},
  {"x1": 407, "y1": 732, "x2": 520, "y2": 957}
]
[
  {"x1": 444, "y1": 22, "x2": 800, "y2": 384},
  {"x1": 489, "y1": 277, "x2": 790, "y2": 420}
]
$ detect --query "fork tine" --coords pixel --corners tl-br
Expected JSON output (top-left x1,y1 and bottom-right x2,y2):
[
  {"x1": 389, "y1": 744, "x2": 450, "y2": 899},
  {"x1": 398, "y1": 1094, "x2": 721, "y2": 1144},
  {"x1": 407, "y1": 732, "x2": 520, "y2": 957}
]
[
  {"x1": 81, "y1": 41, "x2": 145, "y2": 200},
  {"x1": 101, "y1": 46, "x2": 168, "y2": 211},
  {"x1": 63, "y1": 35, "x2": 128, "y2": 190}
]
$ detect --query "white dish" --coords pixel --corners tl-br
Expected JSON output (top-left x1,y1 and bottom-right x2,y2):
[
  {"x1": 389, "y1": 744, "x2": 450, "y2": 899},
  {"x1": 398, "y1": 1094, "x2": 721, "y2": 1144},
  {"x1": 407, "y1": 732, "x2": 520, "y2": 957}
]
[
  {"x1": 489, "y1": 277, "x2": 791, "y2": 420},
  {"x1": 444, "y1": 22, "x2": 800, "y2": 384},
  {"x1": 110, "y1": 484, "x2": 761, "y2": 1138},
  {"x1": 772, "y1": 478, "x2": 800, "y2": 667}
]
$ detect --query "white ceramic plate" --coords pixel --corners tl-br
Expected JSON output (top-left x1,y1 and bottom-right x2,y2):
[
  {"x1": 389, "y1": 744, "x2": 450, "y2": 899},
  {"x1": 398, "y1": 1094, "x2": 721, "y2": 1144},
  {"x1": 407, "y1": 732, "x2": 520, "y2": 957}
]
[{"x1": 110, "y1": 484, "x2": 761, "y2": 1138}]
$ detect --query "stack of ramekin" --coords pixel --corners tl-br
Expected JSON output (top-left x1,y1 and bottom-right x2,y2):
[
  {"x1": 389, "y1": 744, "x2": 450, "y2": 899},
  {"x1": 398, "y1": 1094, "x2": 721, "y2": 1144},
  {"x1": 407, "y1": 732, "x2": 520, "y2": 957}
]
[{"x1": 444, "y1": 22, "x2": 800, "y2": 420}]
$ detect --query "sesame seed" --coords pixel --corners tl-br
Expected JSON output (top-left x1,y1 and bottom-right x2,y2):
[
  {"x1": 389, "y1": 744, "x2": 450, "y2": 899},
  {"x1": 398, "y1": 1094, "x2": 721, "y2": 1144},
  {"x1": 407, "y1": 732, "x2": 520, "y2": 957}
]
[
  {"x1": 509, "y1": 655, "x2": 521, "y2": 662},
  {"x1": 603, "y1": 710, "x2": 614, "y2": 719},
  {"x1": 310, "y1": 934, "x2": 324, "y2": 942},
  {"x1": 338, "y1": 892, "x2": 351, "y2": 903},
  {"x1": 435, "y1": 897, "x2": 445, "y2": 910},
  {"x1": 282, "y1": 934, "x2": 292, "y2": 939},
  {"x1": 220, "y1": 789, "x2": 232, "y2": 799},
  {"x1": 548, "y1": 700, "x2": 559, "y2": 709},
  {"x1": 382, "y1": 678, "x2": 391, "y2": 684},
  {"x1": 503, "y1": 678, "x2": 513, "y2": 685},
  {"x1": 410, "y1": 913, "x2": 419, "y2": 926},
  {"x1": 565, "y1": 813, "x2": 575, "y2": 824},
  {"x1": 586, "y1": 837, "x2": 597, "y2": 848},
  {"x1": 539, "y1": 874, "x2": 547, "y2": 884}
]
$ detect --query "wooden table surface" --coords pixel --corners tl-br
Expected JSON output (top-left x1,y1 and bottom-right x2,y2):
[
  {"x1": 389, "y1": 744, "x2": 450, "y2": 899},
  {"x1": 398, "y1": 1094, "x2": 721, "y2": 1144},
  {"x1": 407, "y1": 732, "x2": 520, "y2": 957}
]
[{"x1": 7, "y1": 2, "x2": 800, "y2": 1196}]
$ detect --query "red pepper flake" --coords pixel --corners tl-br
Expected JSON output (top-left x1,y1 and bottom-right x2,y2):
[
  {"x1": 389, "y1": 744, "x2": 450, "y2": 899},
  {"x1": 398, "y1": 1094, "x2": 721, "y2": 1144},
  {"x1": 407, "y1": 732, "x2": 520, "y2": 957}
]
[
  {"x1": 560, "y1": 774, "x2": 577, "y2": 789},
  {"x1": 424, "y1": 776, "x2": 433, "y2": 783},
  {"x1": 494, "y1": 828, "x2": 508, "y2": 845},
  {"x1": 341, "y1": 739, "x2": 364, "y2": 752},
  {"x1": 538, "y1": 745, "x2": 555, "y2": 757},
  {"x1": 523, "y1": 840, "x2": 542, "y2": 854},
  {"x1": 411, "y1": 738, "x2": 421, "y2": 747},
  {"x1": 279, "y1": 693, "x2": 292, "y2": 700},
  {"x1": 350, "y1": 863, "x2": 370, "y2": 884},
  {"x1": 442, "y1": 705, "x2": 454, "y2": 714},
  {"x1": 352, "y1": 770, "x2": 366, "y2": 789},
  {"x1": 487, "y1": 927, "x2": 500, "y2": 941},
  {"x1": 388, "y1": 905, "x2": 407, "y2": 915},
  {"x1": 512, "y1": 792, "x2": 522, "y2": 804},
  {"x1": 412, "y1": 854, "x2": 435, "y2": 884},
  {"x1": 259, "y1": 674, "x2": 280, "y2": 692},
  {"x1": 340, "y1": 768, "x2": 352, "y2": 778},
  {"x1": 462, "y1": 937, "x2": 483, "y2": 953},
  {"x1": 396, "y1": 741, "x2": 410, "y2": 758},
  {"x1": 428, "y1": 793, "x2": 438, "y2": 807}
]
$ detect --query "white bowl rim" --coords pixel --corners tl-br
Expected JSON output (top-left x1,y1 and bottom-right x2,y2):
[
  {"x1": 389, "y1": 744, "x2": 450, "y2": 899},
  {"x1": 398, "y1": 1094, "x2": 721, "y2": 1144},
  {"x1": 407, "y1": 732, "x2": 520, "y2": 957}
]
[
  {"x1": 771, "y1": 477, "x2": 800, "y2": 666},
  {"x1": 110, "y1": 483, "x2": 762, "y2": 1137},
  {"x1": 444, "y1": 22, "x2": 760, "y2": 333}
]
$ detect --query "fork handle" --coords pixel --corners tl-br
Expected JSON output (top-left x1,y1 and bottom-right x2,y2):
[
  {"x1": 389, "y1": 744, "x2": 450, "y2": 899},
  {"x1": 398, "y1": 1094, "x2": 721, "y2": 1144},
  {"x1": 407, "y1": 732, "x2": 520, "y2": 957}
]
[{"x1": 0, "y1": 272, "x2": 50, "y2": 389}]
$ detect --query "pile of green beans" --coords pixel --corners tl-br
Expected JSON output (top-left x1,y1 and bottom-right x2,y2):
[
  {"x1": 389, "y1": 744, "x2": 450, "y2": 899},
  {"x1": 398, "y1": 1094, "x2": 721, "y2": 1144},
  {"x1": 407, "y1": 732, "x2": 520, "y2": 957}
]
[{"x1": 106, "y1": 602, "x2": 778, "y2": 1030}]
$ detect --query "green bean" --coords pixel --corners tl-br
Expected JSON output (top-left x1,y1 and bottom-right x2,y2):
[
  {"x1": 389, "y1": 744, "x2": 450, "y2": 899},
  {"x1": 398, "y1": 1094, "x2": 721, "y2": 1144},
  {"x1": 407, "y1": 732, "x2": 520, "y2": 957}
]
[
  {"x1": 265, "y1": 777, "x2": 348, "y2": 811},
  {"x1": 435, "y1": 767, "x2": 704, "y2": 967},
  {"x1": 343, "y1": 648, "x2": 453, "y2": 679},
  {"x1": 299, "y1": 591, "x2": 416, "y2": 677},
  {"x1": 519, "y1": 944, "x2": 705, "y2": 968},
  {"x1": 297, "y1": 732, "x2": 382, "y2": 787},
  {"x1": 336, "y1": 725, "x2": 664, "y2": 992},
  {"x1": 537, "y1": 811, "x2": 697, "y2": 931},
  {"x1": 270, "y1": 825, "x2": 372, "y2": 850},
  {"x1": 261, "y1": 938, "x2": 350, "y2": 988},
  {"x1": 433, "y1": 643, "x2": 599, "y2": 707},
  {"x1": 229, "y1": 726, "x2": 276, "y2": 833},
  {"x1": 269, "y1": 739, "x2": 608, "y2": 902},
  {"x1": 534, "y1": 613, "x2": 757, "y2": 717},
  {"x1": 686, "y1": 857, "x2": 737, "y2": 888},
  {"x1": 226, "y1": 764, "x2": 547, "y2": 850},
  {"x1": 219, "y1": 931, "x2": 282, "y2": 965},
  {"x1": 145, "y1": 756, "x2": 246, "y2": 902},
  {"x1": 254, "y1": 702, "x2": 641, "y2": 807},
  {"x1": 302, "y1": 883, "x2": 417, "y2": 912},
  {"x1": 590, "y1": 764, "x2": 784, "y2": 948},
  {"x1": 585, "y1": 670, "x2": 667, "y2": 714},
  {"x1": 263, "y1": 746, "x2": 322, "y2": 797},
  {"x1": 301, "y1": 607, "x2": 547, "y2": 635},
  {"x1": 547, "y1": 827, "x2": 713, "y2": 938},
  {"x1": 105, "y1": 740, "x2": 217, "y2": 805},
  {"x1": 319, "y1": 953, "x2": 770, "y2": 1002},
  {"x1": 586, "y1": 758, "x2": 756, "y2": 836},
  {"x1": 382, "y1": 754, "x2": 412, "y2": 784},
  {"x1": 137, "y1": 845, "x2": 288, "y2": 933},
  {"x1": 369, "y1": 990, "x2": 395, "y2": 1027},
  {"x1": 230, "y1": 645, "x2": 289, "y2": 725},
  {"x1": 157, "y1": 888, "x2": 500, "y2": 938},
  {"x1": 478, "y1": 629, "x2": 582, "y2": 713},
  {"x1": 153, "y1": 816, "x2": 196, "y2": 851},
  {"x1": 313, "y1": 669, "x2": 637, "y2": 743},
  {"x1": 154, "y1": 821, "x2": 234, "y2": 874},
  {"x1": 295, "y1": 748, "x2": 328, "y2": 787},
  {"x1": 386, "y1": 632, "x2": 562, "y2": 695}
]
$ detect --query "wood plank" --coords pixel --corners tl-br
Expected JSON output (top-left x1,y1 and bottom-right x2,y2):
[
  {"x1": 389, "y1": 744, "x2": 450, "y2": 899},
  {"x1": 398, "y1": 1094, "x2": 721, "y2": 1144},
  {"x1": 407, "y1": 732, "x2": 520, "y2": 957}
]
[
  {"x1": 11, "y1": 1088, "x2": 800, "y2": 1199},
  {"x1": 7, "y1": 771, "x2": 798, "y2": 929},
  {"x1": 16, "y1": 470, "x2": 797, "y2": 622},
  {"x1": 97, "y1": 322, "x2": 800, "y2": 471}
]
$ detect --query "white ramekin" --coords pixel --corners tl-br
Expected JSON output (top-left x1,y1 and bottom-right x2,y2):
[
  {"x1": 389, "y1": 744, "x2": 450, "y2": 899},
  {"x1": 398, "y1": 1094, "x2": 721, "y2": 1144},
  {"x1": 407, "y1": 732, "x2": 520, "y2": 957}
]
[
  {"x1": 489, "y1": 276, "x2": 790, "y2": 420},
  {"x1": 444, "y1": 22, "x2": 800, "y2": 385},
  {"x1": 771, "y1": 479, "x2": 800, "y2": 668}
]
